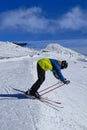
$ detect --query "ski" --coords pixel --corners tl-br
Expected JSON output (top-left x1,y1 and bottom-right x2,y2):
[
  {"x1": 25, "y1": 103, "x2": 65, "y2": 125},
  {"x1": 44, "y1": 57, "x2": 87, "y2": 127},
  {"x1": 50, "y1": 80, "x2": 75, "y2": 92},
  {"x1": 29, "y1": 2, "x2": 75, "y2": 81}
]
[
  {"x1": 12, "y1": 88, "x2": 26, "y2": 93},
  {"x1": 40, "y1": 96, "x2": 61, "y2": 104},
  {"x1": 39, "y1": 98, "x2": 60, "y2": 111},
  {"x1": 11, "y1": 87, "x2": 63, "y2": 109},
  {"x1": 12, "y1": 87, "x2": 36, "y2": 99},
  {"x1": 40, "y1": 97, "x2": 63, "y2": 108}
]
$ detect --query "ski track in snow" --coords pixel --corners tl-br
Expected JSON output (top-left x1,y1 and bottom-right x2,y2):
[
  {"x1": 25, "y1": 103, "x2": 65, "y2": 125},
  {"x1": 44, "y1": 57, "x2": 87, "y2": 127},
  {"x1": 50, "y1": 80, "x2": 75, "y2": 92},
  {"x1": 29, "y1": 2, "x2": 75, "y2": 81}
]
[{"x1": 0, "y1": 42, "x2": 87, "y2": 130}]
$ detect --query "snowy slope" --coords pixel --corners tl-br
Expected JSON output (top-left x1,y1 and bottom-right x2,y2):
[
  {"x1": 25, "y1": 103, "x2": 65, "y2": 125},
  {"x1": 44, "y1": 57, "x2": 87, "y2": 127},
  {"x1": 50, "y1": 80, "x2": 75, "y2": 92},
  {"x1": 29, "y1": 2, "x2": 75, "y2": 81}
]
[
  {"x1": 45, "y1": 43, "x2": 86, "y2": 60},
  {"x1": 0, "y1": 41, "x2": 37, "y2": 59},
  {"x1": 0, "y1": 42, "x2": 87, "y2": 130}
]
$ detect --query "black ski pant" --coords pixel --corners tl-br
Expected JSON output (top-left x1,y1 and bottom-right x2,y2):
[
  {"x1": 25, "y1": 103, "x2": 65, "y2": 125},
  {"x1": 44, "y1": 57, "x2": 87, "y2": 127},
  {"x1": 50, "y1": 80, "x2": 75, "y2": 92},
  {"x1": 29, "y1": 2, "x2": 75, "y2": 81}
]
[{"x1": 30, "y1": 63, "x2": 45, "y2": 93}]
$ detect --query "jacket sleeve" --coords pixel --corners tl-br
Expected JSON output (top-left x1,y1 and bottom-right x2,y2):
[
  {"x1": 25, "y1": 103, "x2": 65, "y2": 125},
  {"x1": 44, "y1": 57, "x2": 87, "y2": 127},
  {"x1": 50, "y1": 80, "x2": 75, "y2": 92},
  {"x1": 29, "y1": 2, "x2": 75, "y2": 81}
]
[
  {"x1": 55, "y1": 64, "x2": 65, "y2": 81},
  {"x1": 50, "y1": 59, "x2": 65, "y2": 81}
]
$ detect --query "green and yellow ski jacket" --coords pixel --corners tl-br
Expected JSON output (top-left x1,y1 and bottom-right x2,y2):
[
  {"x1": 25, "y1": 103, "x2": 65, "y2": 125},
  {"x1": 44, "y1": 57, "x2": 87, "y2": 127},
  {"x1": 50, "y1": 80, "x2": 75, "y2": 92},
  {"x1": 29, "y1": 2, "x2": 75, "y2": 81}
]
[{"x1": 38, "y1": 58, "x2": 65, "y2": 81}]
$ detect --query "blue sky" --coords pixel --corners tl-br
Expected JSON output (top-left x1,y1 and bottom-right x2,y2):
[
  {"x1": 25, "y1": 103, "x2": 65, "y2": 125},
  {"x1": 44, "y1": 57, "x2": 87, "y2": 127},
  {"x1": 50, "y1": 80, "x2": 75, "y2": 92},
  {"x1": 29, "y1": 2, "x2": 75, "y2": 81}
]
[{"x1": 0, "y1": 0, "x2": 87, "y2": 42}]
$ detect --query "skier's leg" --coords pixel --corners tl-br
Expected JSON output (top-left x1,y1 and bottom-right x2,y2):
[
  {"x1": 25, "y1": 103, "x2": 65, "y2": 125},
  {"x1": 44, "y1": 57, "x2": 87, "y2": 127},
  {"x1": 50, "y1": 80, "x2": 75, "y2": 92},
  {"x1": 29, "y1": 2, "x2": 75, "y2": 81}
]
[{"x1": 30, "y1": 63, "x2": 45, "y2": 93}]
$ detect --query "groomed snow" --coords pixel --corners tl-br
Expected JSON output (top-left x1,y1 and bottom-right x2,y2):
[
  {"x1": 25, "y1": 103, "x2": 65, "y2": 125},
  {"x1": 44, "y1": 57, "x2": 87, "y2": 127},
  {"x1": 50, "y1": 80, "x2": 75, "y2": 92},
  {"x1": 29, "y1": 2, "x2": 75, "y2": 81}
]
[{"x1": 0, "y1": 42, "x2": 87, "y2": 130}]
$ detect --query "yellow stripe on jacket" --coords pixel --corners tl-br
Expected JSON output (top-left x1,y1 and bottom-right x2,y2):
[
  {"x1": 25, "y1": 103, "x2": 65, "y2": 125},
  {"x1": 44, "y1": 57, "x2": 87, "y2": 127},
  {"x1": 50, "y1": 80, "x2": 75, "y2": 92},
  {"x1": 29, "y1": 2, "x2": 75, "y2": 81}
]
[{"x1": 38, "y1": 58, "x2": 53, "y2": 71}]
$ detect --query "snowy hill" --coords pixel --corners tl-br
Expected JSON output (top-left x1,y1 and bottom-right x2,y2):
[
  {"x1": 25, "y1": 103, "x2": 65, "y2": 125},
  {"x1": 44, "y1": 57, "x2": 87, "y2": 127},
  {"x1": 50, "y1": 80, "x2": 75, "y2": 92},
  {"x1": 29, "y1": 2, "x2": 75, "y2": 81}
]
[
  {"x1": 45, "y1": 43, "x2": 86, "y2": 60},
  {"x1": 0, "y1": 41, "x2": 36, "y2": 59},
  {"x1": 0, "y1": 41, "x2": 87, "y2": 130}
]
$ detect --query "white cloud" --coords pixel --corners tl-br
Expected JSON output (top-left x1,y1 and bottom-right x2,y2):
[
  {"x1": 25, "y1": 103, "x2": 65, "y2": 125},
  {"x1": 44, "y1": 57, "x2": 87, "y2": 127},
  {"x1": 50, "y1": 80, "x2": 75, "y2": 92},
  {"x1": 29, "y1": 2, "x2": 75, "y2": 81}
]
[
  {"x1": 0, "y1": 7, "x2": 49, "y2": 33},
  {"x1": 58, "y1": 7, "x2": 87, "y2": 31},
  {"x1": 0, "y1": 7, "x2": 87, "y2": 33}
]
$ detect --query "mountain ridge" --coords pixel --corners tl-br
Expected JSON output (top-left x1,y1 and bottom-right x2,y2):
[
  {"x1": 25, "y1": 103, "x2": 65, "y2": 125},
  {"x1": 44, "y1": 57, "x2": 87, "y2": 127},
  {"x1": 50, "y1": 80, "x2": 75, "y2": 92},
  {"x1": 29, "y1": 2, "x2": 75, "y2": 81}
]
[{"x1": 0, "y1": 41, "x2": 86, "y2": 61}]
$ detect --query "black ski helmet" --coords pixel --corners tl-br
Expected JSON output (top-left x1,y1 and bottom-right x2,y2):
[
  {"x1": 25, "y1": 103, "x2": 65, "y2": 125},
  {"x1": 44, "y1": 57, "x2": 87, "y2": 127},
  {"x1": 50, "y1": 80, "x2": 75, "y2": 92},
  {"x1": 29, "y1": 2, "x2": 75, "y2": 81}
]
[{"x1": 61, "y1": 60, "x2": 68, "y2": 69}]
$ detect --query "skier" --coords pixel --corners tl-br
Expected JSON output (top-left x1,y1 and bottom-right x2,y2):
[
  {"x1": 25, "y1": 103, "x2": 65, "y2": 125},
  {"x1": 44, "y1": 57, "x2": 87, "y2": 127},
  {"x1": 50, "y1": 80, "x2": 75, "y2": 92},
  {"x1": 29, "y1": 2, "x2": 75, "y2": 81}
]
[{"x1": 26, "y1": 58, "x2": 70, "y2": 99}]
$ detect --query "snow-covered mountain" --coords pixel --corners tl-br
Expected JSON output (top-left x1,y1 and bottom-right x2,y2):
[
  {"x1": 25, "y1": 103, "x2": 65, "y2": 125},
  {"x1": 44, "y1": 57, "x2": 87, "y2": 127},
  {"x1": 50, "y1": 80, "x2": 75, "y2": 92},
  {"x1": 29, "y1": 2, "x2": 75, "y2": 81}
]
[
  {"x1": 45, "y1": 43, "x2": 86, "y2": 60},
  {"x1": 0, "y1": 41, "x2": 87, "y2": 130},
  {"x1": 0, "y1": 41, "x2": 35, "y2": 59}
]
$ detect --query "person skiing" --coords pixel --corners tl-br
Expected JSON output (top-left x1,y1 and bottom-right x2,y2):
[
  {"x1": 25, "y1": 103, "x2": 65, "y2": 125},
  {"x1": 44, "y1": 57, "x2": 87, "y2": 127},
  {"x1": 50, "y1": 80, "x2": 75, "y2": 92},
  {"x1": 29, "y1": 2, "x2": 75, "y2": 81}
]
[{"x1": 26, "y1": 58, "x2": 70, "y2": 99}]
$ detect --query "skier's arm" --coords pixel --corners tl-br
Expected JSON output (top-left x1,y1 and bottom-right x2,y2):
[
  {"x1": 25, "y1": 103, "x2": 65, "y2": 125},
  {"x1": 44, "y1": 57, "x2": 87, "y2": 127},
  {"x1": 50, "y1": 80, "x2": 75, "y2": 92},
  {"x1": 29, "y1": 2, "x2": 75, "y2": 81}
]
[
  {"x1": 53, "y1": 64, "x2": 65, "y2": 81},
  {"x1": 54, "y1": 66, "x2": 70, "y2": 84},
  {"x1": 56, "y1": 68, "x2": 65, "y2": 81}
]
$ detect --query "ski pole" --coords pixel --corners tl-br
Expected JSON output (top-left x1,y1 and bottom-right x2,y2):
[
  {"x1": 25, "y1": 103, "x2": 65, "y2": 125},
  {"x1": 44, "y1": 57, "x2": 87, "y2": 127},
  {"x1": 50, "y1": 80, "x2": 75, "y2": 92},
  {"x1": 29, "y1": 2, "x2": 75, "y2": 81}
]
[
  {"x1": 40, "y1": 83, "x2": 64, "y2": 96},
  {"x1": 39, "y1": 81, "x2": 62, "y2": 93}
]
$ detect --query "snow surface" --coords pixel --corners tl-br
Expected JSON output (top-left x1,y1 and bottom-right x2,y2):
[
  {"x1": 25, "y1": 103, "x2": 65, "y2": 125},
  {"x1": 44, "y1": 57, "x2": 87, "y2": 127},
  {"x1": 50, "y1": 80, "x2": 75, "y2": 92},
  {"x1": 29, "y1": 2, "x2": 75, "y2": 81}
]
[{"x1": 0, "y1": 41, "x2": 87, "y2": 130}]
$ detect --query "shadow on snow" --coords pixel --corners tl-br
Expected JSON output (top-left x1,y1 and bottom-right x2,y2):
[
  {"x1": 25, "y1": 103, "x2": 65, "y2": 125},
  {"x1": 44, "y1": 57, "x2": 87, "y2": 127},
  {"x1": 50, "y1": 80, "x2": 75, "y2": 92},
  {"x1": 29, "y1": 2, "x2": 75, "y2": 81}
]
[{"x1": 0, "y1": 93, "x2": 35, "y2": 100}]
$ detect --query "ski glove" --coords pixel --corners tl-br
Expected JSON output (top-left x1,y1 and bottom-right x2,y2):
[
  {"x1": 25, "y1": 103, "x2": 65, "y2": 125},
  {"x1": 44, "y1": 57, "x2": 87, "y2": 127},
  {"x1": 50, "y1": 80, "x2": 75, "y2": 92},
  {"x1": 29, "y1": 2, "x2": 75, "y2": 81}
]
[{"x1": 63, "y1": 79, "x2": 70, "y2": 84}]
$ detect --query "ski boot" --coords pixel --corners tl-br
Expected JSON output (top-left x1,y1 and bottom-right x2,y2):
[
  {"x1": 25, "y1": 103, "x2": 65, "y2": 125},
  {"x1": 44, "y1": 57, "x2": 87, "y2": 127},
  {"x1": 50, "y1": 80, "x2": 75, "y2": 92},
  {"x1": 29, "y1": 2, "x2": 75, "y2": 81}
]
[{"x1": 25, "y1": 89, "x2": 40, "y2": 99}]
